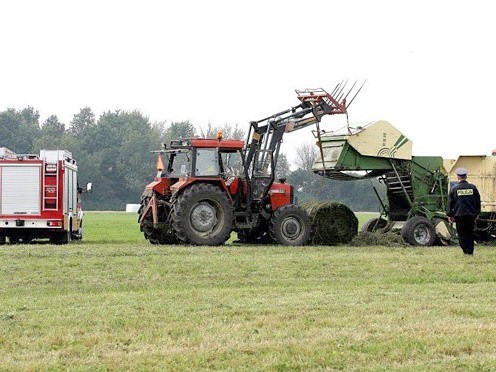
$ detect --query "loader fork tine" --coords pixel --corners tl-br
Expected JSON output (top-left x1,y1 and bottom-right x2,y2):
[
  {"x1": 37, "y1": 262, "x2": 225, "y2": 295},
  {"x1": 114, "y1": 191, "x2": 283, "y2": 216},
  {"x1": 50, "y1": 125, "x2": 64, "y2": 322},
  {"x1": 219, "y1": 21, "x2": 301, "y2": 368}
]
[
  {"x1": 346, "y1": 80, "x2": 366, "y2": 108},
  {"x1": 343, "y1": 80, "x2": 358, "y2": 102}
]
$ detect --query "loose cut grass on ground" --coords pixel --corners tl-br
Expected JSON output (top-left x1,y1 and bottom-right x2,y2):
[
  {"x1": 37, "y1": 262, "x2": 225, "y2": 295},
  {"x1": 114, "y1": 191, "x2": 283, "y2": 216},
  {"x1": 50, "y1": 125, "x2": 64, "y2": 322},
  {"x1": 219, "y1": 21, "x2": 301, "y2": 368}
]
[{"x1": 1, "y1": 212, "x2": 496, "y2": 370}]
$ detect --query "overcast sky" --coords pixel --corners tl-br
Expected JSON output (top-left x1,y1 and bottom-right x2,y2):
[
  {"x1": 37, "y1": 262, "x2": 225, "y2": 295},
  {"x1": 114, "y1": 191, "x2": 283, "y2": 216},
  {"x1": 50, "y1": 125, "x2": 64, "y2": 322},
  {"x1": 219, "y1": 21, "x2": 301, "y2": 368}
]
[{"x1": 1, "y1": 0, "x2": 495, "y2": 166}]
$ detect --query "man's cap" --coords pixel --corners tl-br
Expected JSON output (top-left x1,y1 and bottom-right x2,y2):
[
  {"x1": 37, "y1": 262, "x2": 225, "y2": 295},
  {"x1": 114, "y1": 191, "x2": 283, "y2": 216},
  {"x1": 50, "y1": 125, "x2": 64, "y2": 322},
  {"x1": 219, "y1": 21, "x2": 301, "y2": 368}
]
[{"x1": 455, "y1": 167, "x2": 468, "y2": 176}]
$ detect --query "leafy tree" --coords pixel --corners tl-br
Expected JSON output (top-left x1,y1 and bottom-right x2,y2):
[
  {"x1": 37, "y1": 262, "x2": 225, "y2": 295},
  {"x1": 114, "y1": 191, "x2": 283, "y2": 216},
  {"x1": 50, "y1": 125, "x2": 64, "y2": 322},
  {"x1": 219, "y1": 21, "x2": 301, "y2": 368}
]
[
  {"x1": 69, "y1": 107, "x2": 95, "y2": 136},
  {"x1": 0, "y1": 107, "x2": 40, "y2": 152},
  {"x1": 162, "y1": 121, "x2": 196, "y2": 144},
  {"x1": 201, "y1": 123, "x2": 245, "y2": 140},
  {"x1": 42, "y1": 115, "x2": 65, "y2": 135},
  {"x1": 74, "y1": 110, "x2": 160, "y2": 210},
  {"x1": 276, "y1": 153, "x2": 290, "y2": 179},
  {"x1": 294, "y1": 143, "x2": 317, "y2": 172},
  {"x1": 0, "y1": 109, "x2": 18, "y2": 150},
  {"x1": 33, "y1": 115, "x2": 67, "y2": 150},
  {"x1": 18, "y1": 107, "x2": 41, "y2": 153}
]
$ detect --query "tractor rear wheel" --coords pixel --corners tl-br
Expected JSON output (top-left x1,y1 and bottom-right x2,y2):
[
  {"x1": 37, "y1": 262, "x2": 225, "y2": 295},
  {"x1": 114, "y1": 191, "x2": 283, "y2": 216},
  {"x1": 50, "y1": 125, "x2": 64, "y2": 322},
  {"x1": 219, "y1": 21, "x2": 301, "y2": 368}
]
[
  {"x1": 172, "y1": 183, "x2": 233, "y2": 245},
  {"x1": 269, "y1": 205, "x2": 311, "y2": 246},
  {"x1": 362, "y1": 217, "x2": 388, "y2": 233},
  {"x1": 401, "y1": 216, "x2": 436, "y2": 246}
]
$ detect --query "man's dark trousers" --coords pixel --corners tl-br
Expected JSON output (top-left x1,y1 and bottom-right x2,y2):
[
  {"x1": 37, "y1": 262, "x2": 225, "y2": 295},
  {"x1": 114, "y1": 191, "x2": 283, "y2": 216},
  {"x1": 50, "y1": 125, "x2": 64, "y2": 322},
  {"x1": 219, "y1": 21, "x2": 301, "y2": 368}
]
[{"x1": 455, "y1": 215, "x2": 476, "y2": 255}]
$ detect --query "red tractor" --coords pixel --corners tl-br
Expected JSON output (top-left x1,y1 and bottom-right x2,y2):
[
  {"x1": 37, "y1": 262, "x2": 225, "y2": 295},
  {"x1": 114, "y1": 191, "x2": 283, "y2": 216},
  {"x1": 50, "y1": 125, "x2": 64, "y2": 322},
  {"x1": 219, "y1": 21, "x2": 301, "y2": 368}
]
[{"x1": 138, "y1": 86, "x2": 360, "y2": 246}]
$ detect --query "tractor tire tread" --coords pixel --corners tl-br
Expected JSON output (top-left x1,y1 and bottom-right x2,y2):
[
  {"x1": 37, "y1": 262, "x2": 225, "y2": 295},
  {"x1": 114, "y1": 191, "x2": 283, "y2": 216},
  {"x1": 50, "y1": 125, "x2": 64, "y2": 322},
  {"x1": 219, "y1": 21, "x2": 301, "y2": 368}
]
[
  {"x1": 269, "y1": 204, "x2": 311, "y2": 246},
  {"x1": 171, "y1": 183, "x2": 233, "y2": 245}
]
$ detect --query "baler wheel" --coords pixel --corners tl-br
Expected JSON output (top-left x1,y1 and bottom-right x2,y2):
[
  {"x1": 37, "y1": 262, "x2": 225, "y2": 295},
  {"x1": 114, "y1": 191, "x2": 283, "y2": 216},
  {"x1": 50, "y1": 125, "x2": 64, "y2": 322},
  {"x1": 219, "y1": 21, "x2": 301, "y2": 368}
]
[
  {"x1": 171, "y1": 183, "x2": 233, "y2": 245},
  {"x1": 401, "y1": 216, "x2": 436, "y2": 246},
  {"x1": 269, "y1": 205, "x2": 311, "y2": 246},
  {"x1": 362, "y1": 217, "x2": 388, "y2": 233}
]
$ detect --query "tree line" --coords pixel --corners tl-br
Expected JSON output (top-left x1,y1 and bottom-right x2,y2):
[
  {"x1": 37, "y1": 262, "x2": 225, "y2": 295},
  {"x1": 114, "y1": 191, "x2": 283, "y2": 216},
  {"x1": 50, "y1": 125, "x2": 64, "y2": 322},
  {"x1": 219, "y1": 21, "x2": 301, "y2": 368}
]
[{"x1": 0, "y1": 107, "x2": 383, "y2": 211}]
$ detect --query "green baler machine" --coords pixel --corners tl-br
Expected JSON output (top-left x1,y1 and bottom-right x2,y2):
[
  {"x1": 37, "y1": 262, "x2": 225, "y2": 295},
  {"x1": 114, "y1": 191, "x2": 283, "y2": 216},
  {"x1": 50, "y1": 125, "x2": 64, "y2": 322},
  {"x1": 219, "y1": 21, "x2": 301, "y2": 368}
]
[{"x1": 313, "y1": 120, "x2": 452, "y2": 246}]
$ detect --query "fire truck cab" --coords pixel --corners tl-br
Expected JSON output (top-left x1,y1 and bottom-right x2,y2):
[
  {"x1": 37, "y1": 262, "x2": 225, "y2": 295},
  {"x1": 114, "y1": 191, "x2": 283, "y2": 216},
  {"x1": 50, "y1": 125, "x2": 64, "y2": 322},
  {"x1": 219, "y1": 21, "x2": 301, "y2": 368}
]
[{"x1": 0, "y1": 147, "x2": 88, "y2": 244}]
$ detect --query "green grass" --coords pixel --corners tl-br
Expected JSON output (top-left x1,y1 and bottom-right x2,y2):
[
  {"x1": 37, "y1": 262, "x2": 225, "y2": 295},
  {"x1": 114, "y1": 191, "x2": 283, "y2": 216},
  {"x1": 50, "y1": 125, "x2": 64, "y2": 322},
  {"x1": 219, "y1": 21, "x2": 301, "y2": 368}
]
[{"x1": 1, "y1": 212, "x2": 496, "y2": 370}]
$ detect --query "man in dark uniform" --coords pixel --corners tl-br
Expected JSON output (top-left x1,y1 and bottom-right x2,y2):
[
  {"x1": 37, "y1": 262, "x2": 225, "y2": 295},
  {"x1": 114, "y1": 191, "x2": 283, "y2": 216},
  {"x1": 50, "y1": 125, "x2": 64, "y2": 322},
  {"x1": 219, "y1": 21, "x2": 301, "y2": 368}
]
[{"x1": 447, "y1": 167, "x2": 481, "y2": 255}]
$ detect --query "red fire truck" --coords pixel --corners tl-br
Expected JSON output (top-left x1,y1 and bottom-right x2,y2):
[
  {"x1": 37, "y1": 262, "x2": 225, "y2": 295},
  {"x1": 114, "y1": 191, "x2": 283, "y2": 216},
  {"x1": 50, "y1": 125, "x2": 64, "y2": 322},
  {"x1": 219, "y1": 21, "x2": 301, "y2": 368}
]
[{"x1": 0, "y1": 147, "x2": 91, "y2": 244}]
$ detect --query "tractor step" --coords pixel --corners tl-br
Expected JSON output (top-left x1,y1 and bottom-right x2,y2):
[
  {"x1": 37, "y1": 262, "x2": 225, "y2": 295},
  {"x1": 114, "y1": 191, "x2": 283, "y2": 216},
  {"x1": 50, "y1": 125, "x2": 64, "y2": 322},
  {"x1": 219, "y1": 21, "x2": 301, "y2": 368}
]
[{"x1": 234, "y1": 212, "x2": 251, "y2": 229}]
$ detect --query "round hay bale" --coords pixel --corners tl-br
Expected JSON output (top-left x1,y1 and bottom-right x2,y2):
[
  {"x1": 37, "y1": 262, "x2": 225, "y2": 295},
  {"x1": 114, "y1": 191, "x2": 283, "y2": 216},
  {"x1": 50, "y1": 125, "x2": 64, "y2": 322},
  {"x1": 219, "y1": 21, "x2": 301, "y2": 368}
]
[{"x1": 301, "y1": 201, "x2": 358, "y2": 245}]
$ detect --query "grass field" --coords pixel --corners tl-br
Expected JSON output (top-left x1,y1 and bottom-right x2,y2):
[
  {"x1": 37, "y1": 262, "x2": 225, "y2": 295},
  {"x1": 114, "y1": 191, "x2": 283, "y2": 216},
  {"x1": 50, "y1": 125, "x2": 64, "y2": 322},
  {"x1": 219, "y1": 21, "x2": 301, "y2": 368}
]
[{"x1": 2, "y1": 212, "x2": 496, "y2": 370}]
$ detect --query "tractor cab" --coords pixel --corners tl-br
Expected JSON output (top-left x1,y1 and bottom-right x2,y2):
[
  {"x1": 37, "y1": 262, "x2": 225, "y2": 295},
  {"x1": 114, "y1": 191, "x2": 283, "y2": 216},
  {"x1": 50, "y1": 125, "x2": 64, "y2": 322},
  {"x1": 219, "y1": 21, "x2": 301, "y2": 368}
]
[{"x1": 158, "y1": 138, "x2": 245, "y2": 181}]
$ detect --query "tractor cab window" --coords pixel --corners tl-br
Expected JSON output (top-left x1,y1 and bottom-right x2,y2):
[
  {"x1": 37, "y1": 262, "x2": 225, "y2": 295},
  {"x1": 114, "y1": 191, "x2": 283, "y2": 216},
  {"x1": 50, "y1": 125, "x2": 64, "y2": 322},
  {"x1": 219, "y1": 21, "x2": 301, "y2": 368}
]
[
  {"x1": 195, "y1": 148, "x2": 219, "y2": 176},
  {"x1": 168, "y1": 150, "x2": 191, "y2": 177},
  {"x1": 220, "y1": 150, "x2": 243, "y2": 177}
]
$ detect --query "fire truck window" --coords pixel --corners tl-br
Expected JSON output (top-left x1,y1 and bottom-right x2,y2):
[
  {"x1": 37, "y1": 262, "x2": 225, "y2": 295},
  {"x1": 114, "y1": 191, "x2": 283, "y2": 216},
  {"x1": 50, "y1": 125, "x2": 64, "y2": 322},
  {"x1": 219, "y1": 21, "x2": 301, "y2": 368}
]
[
  {"x1": 196, "y1": 149, "x2": 219, "y2": 176},
  {"x1": 169, "y1": 152, "x2": 191, "y2": 177},
  {"x1": 221, "y1": 151, "x2": 243, "y2": 177}
]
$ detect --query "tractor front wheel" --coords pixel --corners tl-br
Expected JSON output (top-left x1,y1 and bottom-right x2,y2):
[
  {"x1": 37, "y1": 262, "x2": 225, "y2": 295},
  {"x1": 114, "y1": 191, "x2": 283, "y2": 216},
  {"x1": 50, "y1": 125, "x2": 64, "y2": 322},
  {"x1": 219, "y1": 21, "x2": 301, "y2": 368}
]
[
  {"x1": 401, "y1": 216, "x2": 436, "y2": 246},
  {"x1": 270, "y1": 205, "x2": 311, "y2": 246},
  {"x1": 139, "y1": 196, "x2": 178, "y2": 245},
  {"x1": 172, "y1": 183, "x2": 233, "y2": 245}
]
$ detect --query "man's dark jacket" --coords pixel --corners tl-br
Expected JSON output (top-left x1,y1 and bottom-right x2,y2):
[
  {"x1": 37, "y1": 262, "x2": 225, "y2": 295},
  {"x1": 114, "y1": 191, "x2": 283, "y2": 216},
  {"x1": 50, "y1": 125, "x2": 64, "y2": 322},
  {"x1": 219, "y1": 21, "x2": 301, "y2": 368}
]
[{"x1": 447, "y1": 180, "x2": 481, "y2": 217}]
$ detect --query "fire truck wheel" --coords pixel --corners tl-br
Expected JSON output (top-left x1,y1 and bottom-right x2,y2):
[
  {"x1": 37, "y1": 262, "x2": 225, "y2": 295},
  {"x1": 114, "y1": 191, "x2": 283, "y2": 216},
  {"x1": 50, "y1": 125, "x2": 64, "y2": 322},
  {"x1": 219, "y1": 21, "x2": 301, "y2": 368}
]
[
  {"x1": 172, "y1": 183, "x2": 233, "y2": 245},
  {"x1": 401, "y1": 216, "x2": 436, "y2": 246},
  {"x1": 0, "y1": 235, "x2": 5, "y2": 245},
  {"x1": 50, "y1": 229, "x2": 71, "y2": 245},
  {"x1": 270, "y1": 205, "x2": 311, "y2": 246},
  {"x1": 8, "y1": 235, "x2": 24, "y2": 244}
]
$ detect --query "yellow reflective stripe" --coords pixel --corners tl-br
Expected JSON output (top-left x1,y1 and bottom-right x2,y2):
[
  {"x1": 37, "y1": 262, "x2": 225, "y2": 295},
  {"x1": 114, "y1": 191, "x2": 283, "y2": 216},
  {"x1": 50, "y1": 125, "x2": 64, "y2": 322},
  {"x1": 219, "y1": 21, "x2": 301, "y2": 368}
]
[{"x1": 457, "y1": 189, "x2": 474, "y2": 196}]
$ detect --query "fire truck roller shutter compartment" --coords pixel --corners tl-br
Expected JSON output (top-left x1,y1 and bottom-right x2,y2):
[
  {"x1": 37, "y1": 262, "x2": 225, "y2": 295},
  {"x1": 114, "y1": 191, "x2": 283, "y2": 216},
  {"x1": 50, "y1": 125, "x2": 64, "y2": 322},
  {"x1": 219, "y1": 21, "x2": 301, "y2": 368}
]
[
  {"x1": 1, "y1": 164, "x2": 41, "y2": 215},
  {"x1": 63, "y1": 165, "x2": 78, "y2": 214}
]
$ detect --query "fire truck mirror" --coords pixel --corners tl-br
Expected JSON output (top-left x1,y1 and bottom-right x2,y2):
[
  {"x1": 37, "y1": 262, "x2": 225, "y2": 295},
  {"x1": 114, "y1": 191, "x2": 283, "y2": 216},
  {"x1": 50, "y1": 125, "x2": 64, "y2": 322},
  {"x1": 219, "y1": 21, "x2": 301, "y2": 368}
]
[{"x1": 86, "y1": 183, "x2": 93, "y2": 193}]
